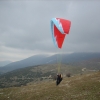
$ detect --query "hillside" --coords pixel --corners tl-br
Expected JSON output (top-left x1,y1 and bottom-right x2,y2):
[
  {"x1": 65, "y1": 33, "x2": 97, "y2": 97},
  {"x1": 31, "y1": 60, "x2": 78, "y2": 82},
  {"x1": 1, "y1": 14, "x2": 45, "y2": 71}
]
[
  {"x1": 0, "y1": 64, "x2": 82, "y2": 88},
  {"x1": 0, "y1": 52, "x2": 100, "y2": 74},
  {"x1": 73, "y1": 58, "x2": 100, "y2": 70},
  {"x1": 0, "y1": 71, "x2": 100, "y2": 100},
  {"x1": 0, "y1": 54, "x2": 100, "y2": 89}
]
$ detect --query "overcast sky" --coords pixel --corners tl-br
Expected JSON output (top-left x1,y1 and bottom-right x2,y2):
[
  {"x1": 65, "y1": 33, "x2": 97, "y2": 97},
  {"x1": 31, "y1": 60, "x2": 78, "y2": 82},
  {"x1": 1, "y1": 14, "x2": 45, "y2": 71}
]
[{"x1": 0, "y1": 0, "x2": 100, "y2": 62}]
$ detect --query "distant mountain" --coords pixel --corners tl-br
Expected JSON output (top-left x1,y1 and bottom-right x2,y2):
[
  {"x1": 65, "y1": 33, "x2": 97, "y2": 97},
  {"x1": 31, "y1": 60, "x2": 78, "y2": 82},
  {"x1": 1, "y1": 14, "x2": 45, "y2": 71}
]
[
  {"x1": 0, "y1": 61, "x2": 12, "y2": 67},
  {"x1": 61, "y1": 52, "x2": 100, "y2": 63},
  {"x1": 0, "y1": 54, "x2": 48, "y2": 73},
  {"x1": 0, "y1": 52, "x2": 100, "y2": 74},
  {"x1": 74, "y1": 58, "x2": 100, "y2": 70}
]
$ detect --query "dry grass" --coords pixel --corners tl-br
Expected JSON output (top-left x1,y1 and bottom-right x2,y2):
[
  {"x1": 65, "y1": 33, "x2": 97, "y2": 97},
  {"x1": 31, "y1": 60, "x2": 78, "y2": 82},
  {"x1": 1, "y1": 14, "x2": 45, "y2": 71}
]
[{"x1": 0, "y1": 71, "x2": 100, "y2": 100}]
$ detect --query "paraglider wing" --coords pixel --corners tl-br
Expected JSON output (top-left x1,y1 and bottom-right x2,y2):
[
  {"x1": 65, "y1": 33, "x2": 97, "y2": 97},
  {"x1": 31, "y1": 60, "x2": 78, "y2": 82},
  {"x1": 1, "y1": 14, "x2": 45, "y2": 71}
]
[{"x1": 51, "y1": 18, "x2": 71, "y2": 48}]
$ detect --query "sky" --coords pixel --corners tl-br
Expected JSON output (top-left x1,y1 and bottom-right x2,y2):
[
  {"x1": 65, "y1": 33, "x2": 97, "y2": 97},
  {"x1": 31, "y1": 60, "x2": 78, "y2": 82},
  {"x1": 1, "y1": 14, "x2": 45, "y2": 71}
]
[{"x1": 0, "y1": 0, "x2": 100, "y2": 62}]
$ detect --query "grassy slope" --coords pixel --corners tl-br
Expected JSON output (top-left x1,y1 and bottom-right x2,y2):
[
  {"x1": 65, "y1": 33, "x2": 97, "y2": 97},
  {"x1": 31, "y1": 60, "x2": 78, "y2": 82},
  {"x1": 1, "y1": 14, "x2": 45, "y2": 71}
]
[
  {"x1": 0, "y1": 64, "x2": 82, "y2": 88},
  {"x1": 0, "y1": 71, "x2": 100, "y2": 100}
]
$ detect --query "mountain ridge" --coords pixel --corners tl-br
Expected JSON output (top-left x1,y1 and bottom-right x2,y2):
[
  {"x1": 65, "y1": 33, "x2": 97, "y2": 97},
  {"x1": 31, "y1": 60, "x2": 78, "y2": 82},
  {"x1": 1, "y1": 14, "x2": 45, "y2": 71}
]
[{"x1": 0, "y1": 52, "x2": 100, "y2": 74}]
